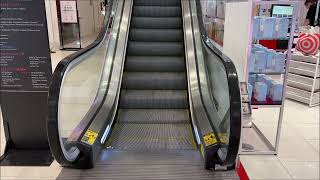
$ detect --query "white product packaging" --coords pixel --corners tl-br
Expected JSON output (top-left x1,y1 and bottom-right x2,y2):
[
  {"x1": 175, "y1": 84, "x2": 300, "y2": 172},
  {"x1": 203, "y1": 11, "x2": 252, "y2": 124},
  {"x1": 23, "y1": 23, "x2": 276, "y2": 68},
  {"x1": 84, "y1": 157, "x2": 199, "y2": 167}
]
[{"x1": 261, "y1": 17, "x2": 276, "y2": 39}]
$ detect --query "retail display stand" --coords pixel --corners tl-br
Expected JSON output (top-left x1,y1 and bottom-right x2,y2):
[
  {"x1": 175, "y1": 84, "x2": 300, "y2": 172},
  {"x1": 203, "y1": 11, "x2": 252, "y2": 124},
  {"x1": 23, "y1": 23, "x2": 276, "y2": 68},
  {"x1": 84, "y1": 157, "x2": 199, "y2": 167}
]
[
  {"x1": 286, "y1": 52, "x2": 320, "y2": 107},
  {"x1": 223, "y1": 0, "x2": 298, "y2": 155}
]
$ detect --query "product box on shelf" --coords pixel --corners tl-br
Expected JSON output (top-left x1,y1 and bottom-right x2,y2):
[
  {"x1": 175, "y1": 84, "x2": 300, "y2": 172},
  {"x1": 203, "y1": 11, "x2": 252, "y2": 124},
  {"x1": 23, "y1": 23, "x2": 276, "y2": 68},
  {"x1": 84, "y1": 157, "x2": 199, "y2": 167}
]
[
  {"x1": 250, "y1": 44, "x2": 286, "y2": 73},
  {"x1": 249, "y1": 74, "x2": 283, "y2": 104},
  {"x1": 253, "y1": 16, "x2": 290, "y2": 40},
  {"x1": 269, "y1": 81, "x2": 283, "y2": 102},
  {"x1": 276, "y1": 18, "x2": 289, "y2": 38},
  {"x1": 254, "y1": 82, "x2": 268, "y2": 101},
  {"x1": 262, "y1": 17, "x2": 276, "y2": 39}
]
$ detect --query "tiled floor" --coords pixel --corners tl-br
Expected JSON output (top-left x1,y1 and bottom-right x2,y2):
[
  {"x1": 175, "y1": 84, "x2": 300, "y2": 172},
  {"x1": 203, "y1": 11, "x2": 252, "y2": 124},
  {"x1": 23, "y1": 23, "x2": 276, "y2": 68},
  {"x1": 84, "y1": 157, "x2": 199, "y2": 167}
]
[
  {"x1": 240, "y1": 100, "x2": 320, "y2": 180},
  {"x1": 0, "y1": 50, "x2": 319, "y2": 179}
]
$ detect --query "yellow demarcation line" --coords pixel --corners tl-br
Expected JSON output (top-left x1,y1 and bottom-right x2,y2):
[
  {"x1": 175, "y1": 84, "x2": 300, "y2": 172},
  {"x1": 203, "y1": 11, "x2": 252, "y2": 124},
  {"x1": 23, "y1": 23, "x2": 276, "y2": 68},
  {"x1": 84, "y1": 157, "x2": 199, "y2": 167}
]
[{"x1": 189, "y1": 125, "x2": 198, "y2": 150}]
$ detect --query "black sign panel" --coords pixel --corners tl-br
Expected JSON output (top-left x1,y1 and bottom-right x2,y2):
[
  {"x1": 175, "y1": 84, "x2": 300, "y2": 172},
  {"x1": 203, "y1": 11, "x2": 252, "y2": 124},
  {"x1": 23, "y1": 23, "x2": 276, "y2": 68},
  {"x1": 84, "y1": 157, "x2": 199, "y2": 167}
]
[{"x1": 0, "y1": 0, "x2": 52, "y2": 92}]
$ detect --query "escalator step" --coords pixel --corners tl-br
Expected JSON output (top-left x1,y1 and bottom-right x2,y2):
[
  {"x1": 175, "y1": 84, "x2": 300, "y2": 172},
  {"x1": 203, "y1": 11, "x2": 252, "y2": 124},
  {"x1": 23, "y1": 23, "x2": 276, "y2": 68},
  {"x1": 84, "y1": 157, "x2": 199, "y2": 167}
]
[
  {"x1": 119, "y1": 90, "x2": 188, "y2": 109},
  {"x1": 131, "y1": 17, "x2": 182, "y2": 29},
  {"x1": 127, "y1": 42, "x2": 184, "y2": 56},
  {"x1": 133, "y1": 6, "x2": 181, "y2": 17},
  {"x1": 134, "y1": 0, "x2": 181, "y2": 7},
  {"x1": 117, "y1": 109, "x2": 190, "y2": 124},
  {"x1": 129, "y1": 29, "x2": 183, "y2": 42},
  {"x1": 125, "y1": 56, "x2": 185, "y2": 72},
  {"x1": 106, "y1": 123, "x2": 195, "y2": 150},
  {"x1": 122, "y1": 72, "x2": 187, "y2": 90}
]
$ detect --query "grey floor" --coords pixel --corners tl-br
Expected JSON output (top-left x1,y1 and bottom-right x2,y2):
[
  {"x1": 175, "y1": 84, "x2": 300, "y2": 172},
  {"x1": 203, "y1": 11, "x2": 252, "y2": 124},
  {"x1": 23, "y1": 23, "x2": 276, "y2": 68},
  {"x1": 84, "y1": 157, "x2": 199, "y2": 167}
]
[{"x1": 56, "y1": 150, "x2": 239, "y2": 180}]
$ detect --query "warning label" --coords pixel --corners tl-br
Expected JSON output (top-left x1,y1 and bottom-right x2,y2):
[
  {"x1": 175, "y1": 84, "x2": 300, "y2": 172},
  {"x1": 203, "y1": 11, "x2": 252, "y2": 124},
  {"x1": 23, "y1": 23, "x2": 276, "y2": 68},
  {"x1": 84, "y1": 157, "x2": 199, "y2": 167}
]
[
  {"x1": 83, "y1": 129, "x2": 98, "y2": 145},
  {"x1": 219, "y1": 133, "x2": 229, "y2": 144},
  {"x1": 203, "y1": 132, "x2": 217, "y2": 147}
]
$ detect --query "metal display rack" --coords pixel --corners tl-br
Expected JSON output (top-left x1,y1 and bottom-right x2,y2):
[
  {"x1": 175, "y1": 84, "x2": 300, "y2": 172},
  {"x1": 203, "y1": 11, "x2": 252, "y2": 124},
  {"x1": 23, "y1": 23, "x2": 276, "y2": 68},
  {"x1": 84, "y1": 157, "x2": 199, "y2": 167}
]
[
  {"x1": 240, "y1": 0, "x2": 298, "y2": 155},
  {"x1": 223, "y1": 0, "x2": 298, "y2": 154}
]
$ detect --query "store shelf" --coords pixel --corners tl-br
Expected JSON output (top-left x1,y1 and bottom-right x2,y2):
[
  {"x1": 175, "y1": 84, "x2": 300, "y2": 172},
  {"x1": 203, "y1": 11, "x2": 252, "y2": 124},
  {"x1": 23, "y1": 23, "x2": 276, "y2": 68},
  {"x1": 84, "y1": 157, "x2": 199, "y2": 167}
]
[
  {"x1": 253, "y1": 37, "x2": 289, "y2": 41},
  {"x1": 286, "y1": 86, "x2": 320, "y2": 106},
  {"x1": 289, "y1": 60, "x2": 320, "y2": 77},
  {"x1": 249, "y1": 71, "x2": 285, "y2": 75},
  {"x1": 292, "y1": 53, "x2": 319, "y2": 64},
  {"x1": 287, "y1": 73, "x2": 320, "y2": 92},
  {"x1": 251, "y1": 104, "x2": 282, "y2": 109},
  {"x1": 286, "y1": 52, "x2": 320, "y2": 107},
  {"x1": 251, "y1": 96, "x2": 282, "y2": 106}
]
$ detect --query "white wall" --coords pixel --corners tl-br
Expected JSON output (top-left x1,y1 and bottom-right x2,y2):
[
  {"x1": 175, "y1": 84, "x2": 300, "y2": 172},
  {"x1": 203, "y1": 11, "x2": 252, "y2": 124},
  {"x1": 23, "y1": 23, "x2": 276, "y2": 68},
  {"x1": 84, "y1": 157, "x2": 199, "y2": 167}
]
[
  {"x1": 223, "y1": 2, "x2": 251, "y2": 82},
  {"x1": 45, "y1": 0, "x2": 61, "y2": 51},
  {"x1": 77, "y1": 0, "x2": 104, "y2": 38}
]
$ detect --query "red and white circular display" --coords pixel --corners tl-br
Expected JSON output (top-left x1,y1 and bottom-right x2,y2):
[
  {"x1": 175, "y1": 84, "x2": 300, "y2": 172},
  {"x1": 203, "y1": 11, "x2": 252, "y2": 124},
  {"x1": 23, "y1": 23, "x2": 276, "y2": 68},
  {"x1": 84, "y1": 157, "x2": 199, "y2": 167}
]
[{"x1": 297, "y1": 33, "x2": 320, "y2": 56}]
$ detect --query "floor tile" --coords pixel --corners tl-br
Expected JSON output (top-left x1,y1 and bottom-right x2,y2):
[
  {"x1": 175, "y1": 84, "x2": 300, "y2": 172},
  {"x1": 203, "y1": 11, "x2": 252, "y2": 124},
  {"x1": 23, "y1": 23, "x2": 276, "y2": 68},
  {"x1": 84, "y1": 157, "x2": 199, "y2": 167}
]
[
  {"x1": 294, "y1": 124, "x2": 319, "y2": 140},
  {"x1": 278, "y1": 135, "x2": 319, "y2": 162},
  {"x1": 307, "y1": 140, "x2": 320, "y2": 152},
  {"x1": 282, "y1": 100, "x2": 319, "y2": 125},
  {"x1": 1, "y1": 163, "x2": 62, "y2": 179},
  {"x1": 240, "y1": 155, "x2": 292, "y2": 180},
  {"x1": 281, "y1": 161, "x2": 319, "y2": 180}
]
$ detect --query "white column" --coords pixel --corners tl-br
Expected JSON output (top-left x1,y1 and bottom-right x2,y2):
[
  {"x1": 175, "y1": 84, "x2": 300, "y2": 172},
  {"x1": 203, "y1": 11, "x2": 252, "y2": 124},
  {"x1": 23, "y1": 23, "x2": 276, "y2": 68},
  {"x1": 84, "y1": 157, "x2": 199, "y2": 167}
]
[{"x1": 45, "y1": 0, "x2": 61, "y2": 51}]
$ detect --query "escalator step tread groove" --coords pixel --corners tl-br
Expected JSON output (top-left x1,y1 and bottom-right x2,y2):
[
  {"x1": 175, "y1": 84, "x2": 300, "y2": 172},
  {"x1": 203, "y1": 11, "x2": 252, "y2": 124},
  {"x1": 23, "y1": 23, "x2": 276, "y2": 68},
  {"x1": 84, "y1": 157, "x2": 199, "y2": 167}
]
[
  {"x1": 119, "y1": 90, "x2": 188, "y2": 109},
  {"x1": 129, "y1": 29, "x2": 183, "y2": 42},
  {"x1": 127, "y1": 42, "x2": 184, "y2": 56},
  {"x1": 122, "y1": 72, "x2": 187, "y2": 90},
  {"x1": 132, "y1": 6, "x2": 181, "y2": 17},
  {"x1": 131, "y1": 17, "x2": 182, "y2": 29},
  {"x1": 117, "y1": 109, "x2": 190, "y2": 124},
  {"x1": 125, "y1": 56, "x2": 185, "y2": 72},
  {"x1": 106, "y1": 123, "x2": 195, "y2": 151},
  {"x1": 134, "y1": 0, "x2": 181, "y2": 7}
]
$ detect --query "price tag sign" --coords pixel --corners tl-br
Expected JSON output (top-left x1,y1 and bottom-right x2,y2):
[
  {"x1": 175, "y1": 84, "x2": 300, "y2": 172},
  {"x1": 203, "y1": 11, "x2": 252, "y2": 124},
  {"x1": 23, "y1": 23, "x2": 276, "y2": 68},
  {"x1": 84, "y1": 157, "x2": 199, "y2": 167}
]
[{"x1": 60, "y1": 1, "x2": 78, "y2": 23}]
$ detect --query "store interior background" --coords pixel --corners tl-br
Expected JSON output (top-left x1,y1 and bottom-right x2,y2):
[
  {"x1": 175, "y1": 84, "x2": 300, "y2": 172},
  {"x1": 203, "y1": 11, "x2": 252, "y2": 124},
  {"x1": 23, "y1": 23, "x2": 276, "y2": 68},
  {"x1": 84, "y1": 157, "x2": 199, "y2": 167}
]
[
  {"x1": 45, "y1": 0, "x2": 105, "y2": 51},
  {"x1": 0, "y1": 0, "x2": 319, "y2": 179}
]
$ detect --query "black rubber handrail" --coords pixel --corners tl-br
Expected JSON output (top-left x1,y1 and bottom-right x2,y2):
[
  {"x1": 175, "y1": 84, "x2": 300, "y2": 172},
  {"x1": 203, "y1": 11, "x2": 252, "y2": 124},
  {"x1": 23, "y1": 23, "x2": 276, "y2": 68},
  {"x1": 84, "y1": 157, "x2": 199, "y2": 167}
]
[
  {"x1": 195, "y1": 0, "x2": 242, "y2": 166},
  {"x1": 47, "y1": 0, "x2": 114, "y2": 166}
]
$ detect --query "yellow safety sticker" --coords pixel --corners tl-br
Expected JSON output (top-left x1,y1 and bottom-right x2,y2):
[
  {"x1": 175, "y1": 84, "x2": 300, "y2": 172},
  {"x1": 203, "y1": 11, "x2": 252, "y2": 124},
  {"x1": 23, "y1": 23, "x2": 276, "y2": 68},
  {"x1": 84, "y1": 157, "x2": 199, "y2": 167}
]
[
  {"x1": 203, "y1": 132, "x2": 217, "y2": 147},
  {"x1": 83, "y1": 130, "x2": 98, "y2": 145},
  {"x1": 218, "y1": 133, "x2": 229, "y2": 144},
  {"x1": 200, "y1": 144, "x2": 205, "y2": 158}
]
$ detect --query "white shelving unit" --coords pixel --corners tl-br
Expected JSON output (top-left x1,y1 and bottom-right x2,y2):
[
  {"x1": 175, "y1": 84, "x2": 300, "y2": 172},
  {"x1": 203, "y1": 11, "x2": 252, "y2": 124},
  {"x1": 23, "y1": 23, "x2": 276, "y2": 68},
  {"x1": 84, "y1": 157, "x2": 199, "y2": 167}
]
[{"x1": 286, "y1": 52, "x2": 320, "y2": 107}]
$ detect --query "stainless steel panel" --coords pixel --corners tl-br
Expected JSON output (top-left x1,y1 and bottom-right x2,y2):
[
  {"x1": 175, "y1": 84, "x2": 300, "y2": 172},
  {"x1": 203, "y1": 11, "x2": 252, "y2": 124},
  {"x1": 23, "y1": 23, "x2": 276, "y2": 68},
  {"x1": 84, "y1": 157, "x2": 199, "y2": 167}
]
[{"x1": 83, "y1": 0, "x2": 133, "y2": 144}]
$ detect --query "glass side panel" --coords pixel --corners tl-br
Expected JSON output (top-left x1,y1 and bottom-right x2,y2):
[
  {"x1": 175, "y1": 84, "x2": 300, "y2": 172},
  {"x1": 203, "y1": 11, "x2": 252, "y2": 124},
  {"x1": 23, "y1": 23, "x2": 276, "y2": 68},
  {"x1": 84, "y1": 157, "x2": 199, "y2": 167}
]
[
  {"x1": 200, "y1": 45, "x2": 231, "y2": 161},
  {"x1": 58, "y1": 44, "x2": 106, "y2": 141},
  {"x1": 57, "y1": 14, "x2": 114, "y2": 158}
]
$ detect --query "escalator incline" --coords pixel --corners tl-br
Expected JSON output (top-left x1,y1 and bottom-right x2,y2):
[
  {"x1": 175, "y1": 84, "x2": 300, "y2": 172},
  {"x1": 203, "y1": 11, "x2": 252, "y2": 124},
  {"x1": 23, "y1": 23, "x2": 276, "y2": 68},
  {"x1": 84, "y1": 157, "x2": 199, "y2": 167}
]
[{"x1": 106, "y1": 0, "x2": 196, "y2": 151}]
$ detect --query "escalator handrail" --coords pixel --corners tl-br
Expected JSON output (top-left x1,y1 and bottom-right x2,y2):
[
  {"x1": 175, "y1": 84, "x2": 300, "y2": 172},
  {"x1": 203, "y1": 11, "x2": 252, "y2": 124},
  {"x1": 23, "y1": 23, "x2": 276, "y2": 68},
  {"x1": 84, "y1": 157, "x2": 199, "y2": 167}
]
[
  {"x1": 195, "y1": 0, "x2": 242, "y2": 166},
  {"x1": 47, "y1": 0, "x2": 114, "y2": 165}
]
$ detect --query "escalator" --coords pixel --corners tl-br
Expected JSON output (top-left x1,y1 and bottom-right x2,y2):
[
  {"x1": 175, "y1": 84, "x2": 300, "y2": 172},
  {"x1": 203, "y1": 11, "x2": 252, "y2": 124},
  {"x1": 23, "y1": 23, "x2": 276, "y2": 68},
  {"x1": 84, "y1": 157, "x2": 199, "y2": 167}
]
[
  {"x1": 107, "y1": 0, "x2": 193, "y2": 153},
  {"x1": 47, "y1": 0, "x2": 241, "y2": 178}
]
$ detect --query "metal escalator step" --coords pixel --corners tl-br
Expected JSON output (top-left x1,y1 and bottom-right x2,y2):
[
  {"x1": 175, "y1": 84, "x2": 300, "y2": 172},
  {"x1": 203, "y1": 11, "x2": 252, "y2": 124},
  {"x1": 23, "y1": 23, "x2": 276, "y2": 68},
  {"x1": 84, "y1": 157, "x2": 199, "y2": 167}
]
[
  {"x1": 119, "y1": 90, "x2": 188, "y2": 109},
  {"x1": 134, "y1": 0, "x2": 181, "y2": 7},
  {"x1": 117, "y1": 109, "x2": 190, "y2": 124},
  {"x1": 129, "y1": 29, "x2": 183, "y2": 42},
  {"x1": 122, "y1": 72, "x2": 187, "y2": 90},
  {"x1": 127, "y1": 42, "x2": 184, "y2": 56},
  {"x1": 125, "y1": 56, "x2": 185, "y2": 72},
  {"x1": 133, "y1": 6, "x2": 181, "y2": 17},
  {"x1": 106, "y1": 123, "x2": 195, "y2": 150},
  {"x1": 131, "y1": 17, "x2": 182, "y2": 29}
]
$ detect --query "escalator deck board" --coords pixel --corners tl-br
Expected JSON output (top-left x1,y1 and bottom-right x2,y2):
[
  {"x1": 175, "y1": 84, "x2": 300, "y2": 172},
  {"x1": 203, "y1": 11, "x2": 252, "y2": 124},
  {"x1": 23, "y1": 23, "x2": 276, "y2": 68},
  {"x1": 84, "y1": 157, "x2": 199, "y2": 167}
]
[{"x1": 106, "y1": 123, "x2": 196, "y2": 151}]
